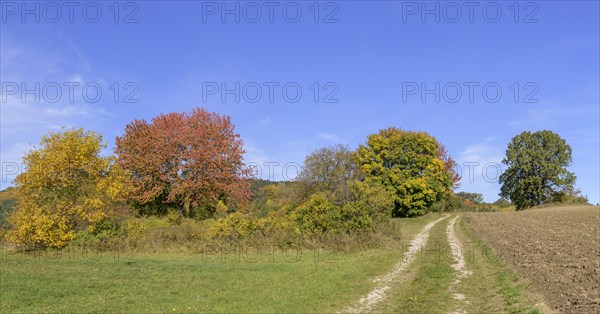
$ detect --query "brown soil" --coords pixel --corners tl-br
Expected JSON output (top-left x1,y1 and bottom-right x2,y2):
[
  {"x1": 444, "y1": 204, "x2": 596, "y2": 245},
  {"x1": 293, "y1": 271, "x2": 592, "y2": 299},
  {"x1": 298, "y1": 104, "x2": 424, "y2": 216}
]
[{"x1": 464, "y1": 206, "x2": 600, "y2": 314}]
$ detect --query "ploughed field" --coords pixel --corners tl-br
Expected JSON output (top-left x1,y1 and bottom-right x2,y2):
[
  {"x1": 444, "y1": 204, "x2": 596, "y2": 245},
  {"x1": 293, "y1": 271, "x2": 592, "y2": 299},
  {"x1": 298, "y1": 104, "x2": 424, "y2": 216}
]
[{"x1": 464, "y1": 205, "x2": 600, "y2": 314}]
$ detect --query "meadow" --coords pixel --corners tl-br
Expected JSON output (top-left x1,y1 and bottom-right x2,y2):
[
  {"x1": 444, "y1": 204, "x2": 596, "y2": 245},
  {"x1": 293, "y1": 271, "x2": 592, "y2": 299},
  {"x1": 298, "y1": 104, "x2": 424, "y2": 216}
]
[
  {"x1": 1, "y1": 215, "x2": 438, "y2": 313},
  {"x1": 0, "y1": 209, "x2": 564, "y2": 313},
  {"x1": 1, "y1": 127, "x2": 594, "y2": 313}
]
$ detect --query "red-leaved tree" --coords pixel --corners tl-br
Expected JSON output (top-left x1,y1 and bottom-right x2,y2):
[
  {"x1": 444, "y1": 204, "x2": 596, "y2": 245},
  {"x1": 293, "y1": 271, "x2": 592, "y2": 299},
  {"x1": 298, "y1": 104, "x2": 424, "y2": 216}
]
[
  {"x1": 438, "y1": 144, "x2": 461, "y2": 189},
  {"x1": 115, "y1": 108, "x2": 252, "y2": 217}
]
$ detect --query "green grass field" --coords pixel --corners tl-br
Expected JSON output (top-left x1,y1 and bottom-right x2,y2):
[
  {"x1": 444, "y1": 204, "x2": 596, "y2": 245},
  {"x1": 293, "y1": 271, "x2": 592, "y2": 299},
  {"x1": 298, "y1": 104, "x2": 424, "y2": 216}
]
[
  {"x1": 2, "y1": 249, "x2": 391, "y2": 313},
  {"x1": 1, "y1": 215, "x2": 443, "y2": 313},
  {"x1": 0, "y1": 213, "x2": 550, "y2": 313}
]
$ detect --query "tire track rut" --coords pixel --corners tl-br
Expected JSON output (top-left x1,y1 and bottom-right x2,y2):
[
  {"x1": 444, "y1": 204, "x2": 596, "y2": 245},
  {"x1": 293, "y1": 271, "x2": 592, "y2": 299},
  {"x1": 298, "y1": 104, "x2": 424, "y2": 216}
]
[{"x1": 340, "y1": 215, "x2": 449, "y2": 313}]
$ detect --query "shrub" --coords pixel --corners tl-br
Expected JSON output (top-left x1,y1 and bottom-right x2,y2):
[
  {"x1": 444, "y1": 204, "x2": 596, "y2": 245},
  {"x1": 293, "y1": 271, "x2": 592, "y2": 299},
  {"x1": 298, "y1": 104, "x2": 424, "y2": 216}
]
[
  {"x1": 214, "y1": 201, "x2": 229, "y2": 219},
  {"x1": 493, "y1": 198, "x2": 511, "y2": 208},
  {"x1": 166, "y1": 211, "x2": 183, "y2": 225},
  {"x1": 431, "y1": 192, "x2": 464, "y2": 212},
  {"x1": 551, "y1": 190, "x2": 589, "y2": 205},
  {"x1": 0, "y1": 188, "x2": 17, "y2": 227},
  {"x1": 289, "y1": 193, "x2": 340, "y2": 235},
  {"x1": 206, "y1": 212, "x2": 261, "y2": 241},
  {"x1": 288, "y1": 181, "x2": 393, "y2": 237}
]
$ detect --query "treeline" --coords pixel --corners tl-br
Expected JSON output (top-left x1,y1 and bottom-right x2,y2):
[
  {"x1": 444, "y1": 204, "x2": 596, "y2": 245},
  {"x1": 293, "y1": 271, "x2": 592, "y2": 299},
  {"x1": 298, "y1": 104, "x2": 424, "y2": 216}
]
[
  {"x1": 1, "y1": 108, "x2": 586, "y2": 250},
  {"x1": 450, "y1": 191, "x2": 587, "y2": 212}
]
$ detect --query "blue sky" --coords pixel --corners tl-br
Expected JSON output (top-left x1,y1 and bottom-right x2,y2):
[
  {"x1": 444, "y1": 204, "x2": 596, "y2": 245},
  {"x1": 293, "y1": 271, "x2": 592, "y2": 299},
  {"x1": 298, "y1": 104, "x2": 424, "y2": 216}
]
[{"x1": 1, "y1": 1, "x2": 599, "y2": 203}]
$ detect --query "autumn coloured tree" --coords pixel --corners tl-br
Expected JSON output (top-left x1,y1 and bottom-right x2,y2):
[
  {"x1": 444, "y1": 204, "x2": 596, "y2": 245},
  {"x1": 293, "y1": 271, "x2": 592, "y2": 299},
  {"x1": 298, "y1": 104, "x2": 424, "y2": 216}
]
[
  {"x1": 355, "y1": 128, "x2": 458, "y2": 217},
  {"x1": 6, "y1": 128, "x2": 127, "y2": 248},
  {"x1": 290, "y1": 145, "x2": 394, "y2": 235},
  {"x1": 438, "y1": 144, "x2": 461, "y2": 189},
  {"x1": 456, "y1": 192, "x2": 484, "y2": 204},
  {"x1": 115, "y1": 108, "x2": 252, "y2": 217}
]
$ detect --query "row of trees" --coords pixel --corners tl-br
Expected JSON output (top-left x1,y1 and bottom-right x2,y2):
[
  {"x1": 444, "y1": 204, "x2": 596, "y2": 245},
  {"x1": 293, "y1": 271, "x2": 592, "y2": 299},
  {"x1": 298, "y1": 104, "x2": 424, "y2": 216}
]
[
  {"x1": 7, "y1": 108, "x2": 253, "y2": 248},
  {"x1": 4, "y1": 107, "x2": 581, "y2": 248},
  {"x1": 297, "y1": 129, "x2": 460, "y2": 218}
]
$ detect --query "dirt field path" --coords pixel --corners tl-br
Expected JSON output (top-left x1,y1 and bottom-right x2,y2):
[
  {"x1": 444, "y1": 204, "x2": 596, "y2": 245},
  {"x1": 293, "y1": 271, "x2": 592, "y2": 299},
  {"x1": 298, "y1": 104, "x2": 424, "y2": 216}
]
[
  {"x1": 446, "y1": 215, "x2": 472, "y2": 314},
  {"x1": 340, "y1": 215, "x2": 449, "y2": 313}
]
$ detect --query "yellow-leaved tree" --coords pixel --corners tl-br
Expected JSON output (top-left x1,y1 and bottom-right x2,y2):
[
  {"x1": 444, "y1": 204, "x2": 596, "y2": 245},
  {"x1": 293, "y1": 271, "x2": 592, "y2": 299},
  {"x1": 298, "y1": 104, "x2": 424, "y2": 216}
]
[{"x1": 6, "y1": 128, "x2": 128, "y2": 249}]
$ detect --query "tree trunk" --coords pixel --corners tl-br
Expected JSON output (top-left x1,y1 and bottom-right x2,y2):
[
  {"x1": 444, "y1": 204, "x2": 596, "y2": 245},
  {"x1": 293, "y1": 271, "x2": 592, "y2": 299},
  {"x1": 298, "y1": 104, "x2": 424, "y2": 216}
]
[{"x1": 183, "y1": 195, "x2": 191, "y2": 217}]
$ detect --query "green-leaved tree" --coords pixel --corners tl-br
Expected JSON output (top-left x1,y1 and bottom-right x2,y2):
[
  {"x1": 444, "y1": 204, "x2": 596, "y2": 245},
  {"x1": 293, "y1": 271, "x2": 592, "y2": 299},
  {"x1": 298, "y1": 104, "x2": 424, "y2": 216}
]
[
  {"x1": 499, "y1": 130, "x2": 576, "y2": 210},
  {"x1": 295, "y1": 144, "x2": 358, "y2": 204}
]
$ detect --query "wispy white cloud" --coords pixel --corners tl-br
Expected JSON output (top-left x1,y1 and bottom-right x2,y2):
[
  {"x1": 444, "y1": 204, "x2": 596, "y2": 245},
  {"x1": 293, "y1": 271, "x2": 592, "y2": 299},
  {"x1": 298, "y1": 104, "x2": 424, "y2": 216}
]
[
  {"x1": 509, "y1": 104, "x2": 598, "y2": 129},
  {"x1": 243, "y1": 143, "x2": 269, "y2": 166},
  {"x1": 1, "y1": 142, "x2": 32, "y2": 186},
  {"x1": 456, "y1": 137, "x2": 505, "y2": 202},
  {"x1": 242, "y1": 143, "x2": 300, "y2": 181},
  {"x1": 45, "y1": 105, "x2": 90, "y2": 116},
  {"x1": 0, "y1": 34, "x2": 114, "y2": 189},
  {"x1": 318, "y1": 132, "x2": 346, "y2": 144},
  {"x1": 458, "y1": 137, "x2": 504, "y2": 163},
  {"x1": 258, "y1": 117, "x2": 270, "y2": 125}
]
